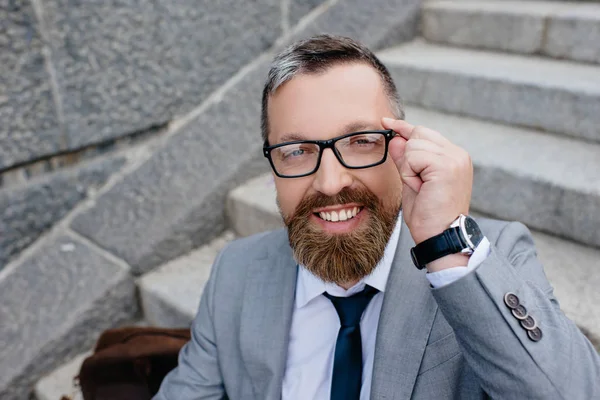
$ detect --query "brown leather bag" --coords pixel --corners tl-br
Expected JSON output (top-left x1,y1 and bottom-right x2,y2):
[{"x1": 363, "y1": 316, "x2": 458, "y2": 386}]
[{"x1": 62, "y1": 326, "x2": 190, "y2": 400}]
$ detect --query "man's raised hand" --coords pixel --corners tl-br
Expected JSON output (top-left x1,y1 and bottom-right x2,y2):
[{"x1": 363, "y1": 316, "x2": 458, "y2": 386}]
[{"x1": 382, "y1": 117, "x2": 473, "y2": 246}]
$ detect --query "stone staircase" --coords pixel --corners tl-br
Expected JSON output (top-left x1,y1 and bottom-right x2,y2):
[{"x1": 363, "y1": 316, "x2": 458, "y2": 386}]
[{"x1": 26, "y1": 0, "x2": 600, "y2": 398}]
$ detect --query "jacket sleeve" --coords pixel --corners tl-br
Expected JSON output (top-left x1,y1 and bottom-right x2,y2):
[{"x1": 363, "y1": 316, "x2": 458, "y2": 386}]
[
  {"x1": 431, "y1": 221, "x2": 600, "y2": 400},
  {"x1": 153, "y1": 249, "x2": 227, "y2": 400}
]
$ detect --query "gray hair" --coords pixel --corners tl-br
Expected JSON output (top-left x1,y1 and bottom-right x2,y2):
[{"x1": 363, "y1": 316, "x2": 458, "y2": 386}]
[{"x1": 261, "y1": 34, "x2": 404, "y2": 143}]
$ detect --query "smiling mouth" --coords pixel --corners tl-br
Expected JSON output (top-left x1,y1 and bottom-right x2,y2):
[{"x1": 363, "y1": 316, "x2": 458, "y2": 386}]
[{"x1": 314, "y1": 206, "x2": 363, "y2": 222}]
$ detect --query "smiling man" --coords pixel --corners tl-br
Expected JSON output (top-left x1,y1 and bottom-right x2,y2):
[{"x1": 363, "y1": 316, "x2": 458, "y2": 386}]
[{"x1": 155, "y1": 35, "x2": 600, "y2": 400}]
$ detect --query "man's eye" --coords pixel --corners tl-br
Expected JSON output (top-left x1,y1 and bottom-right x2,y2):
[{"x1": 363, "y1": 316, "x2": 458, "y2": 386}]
[
  {"x1": 281, "y1": 146, "x2": 314, "y2": 160},
  {"x1": 283, "y1": 148, "x2": 304, "y2": 159},
  {"x1": 350, "y1": 136, "x2": 375, "y2": 146}
]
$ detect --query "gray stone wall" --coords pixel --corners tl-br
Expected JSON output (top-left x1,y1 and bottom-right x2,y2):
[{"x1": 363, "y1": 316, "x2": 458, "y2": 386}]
[{"x1": 1, "y1": 0, "x2": 61, "y2": 171}]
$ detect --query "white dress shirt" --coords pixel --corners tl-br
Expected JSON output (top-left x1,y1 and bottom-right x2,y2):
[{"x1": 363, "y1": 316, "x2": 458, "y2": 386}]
[{"x1": 282, "y1": 214, "x2": 490, "y2": 400}]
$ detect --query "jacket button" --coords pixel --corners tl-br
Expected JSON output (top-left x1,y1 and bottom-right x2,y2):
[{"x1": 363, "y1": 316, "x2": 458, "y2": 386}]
[
  {"x1": 511, "y1": 304, "x2": 528, "y2": 320},
  {"x1": 504, "y1": 292, "x2": 520, "y2": 309},
  {"x1": 527, "y1": 327, "x2": 543, "y2": 342},
  {"x1": 521, "y1": 315, "x2": 538, "y2": 331}
]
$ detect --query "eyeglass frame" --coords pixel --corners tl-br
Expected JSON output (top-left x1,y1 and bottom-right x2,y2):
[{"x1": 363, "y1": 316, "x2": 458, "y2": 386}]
[{"x1": 263, "y1": 129, "x2": 397, "y2": 178}]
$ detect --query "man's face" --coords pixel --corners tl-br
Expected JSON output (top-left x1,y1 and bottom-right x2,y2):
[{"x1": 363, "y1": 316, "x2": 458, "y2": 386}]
[{"x1": 267, "y1": 63, "x2": 403, "y2": 285}]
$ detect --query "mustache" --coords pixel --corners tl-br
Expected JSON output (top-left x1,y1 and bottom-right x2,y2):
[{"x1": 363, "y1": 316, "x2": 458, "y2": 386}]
[{"x1": 292, "y1": 187, "x2": 380, "y2": 218}]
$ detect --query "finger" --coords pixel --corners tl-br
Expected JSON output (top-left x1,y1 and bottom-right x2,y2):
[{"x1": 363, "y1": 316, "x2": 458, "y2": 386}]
[
  {"x1": 400, "y1": 150, "x2": 439, "y2": 193},
  {"x1": 382, "y1": 117, "x2": 415, "y2": 139},
  {"x1": 400, "y1": 161, "x2": 423, "y2": 193},
  {"x1": 405, "y1": 138, "x2": 445, "y2": 155},
  {"x1": 403, "y1": 149, "x2": 442, "y2": 178}
]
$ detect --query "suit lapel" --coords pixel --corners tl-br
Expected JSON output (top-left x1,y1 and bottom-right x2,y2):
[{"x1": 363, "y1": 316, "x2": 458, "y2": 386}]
[
  {"x1": 371, "y1": 219, "x2": 439, "y2": 400},
  {"x1": 240, "y1": 232, "x2": 298, "y2": 400}
]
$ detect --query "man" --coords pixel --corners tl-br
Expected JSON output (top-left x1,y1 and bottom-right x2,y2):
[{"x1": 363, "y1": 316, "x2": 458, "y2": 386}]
[{"x1": 155, "y1": 34, "x2": 600, "y2": 399}]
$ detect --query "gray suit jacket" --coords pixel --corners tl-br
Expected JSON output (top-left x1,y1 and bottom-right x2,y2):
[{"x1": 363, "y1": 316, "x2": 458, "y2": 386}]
[{"x1": 154, "y1": 218, "x2": 600, "y2": 399}]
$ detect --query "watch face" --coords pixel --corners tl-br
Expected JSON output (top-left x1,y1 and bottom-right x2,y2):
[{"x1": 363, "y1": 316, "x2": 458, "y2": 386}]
[{"x1": 463, "y1": 216, "x2": 484, "y2": 249}]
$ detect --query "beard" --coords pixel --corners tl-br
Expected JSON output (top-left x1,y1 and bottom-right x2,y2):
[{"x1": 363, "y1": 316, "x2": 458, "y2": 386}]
[{"x1": 282, "y1": 187, "x2": 401, "y2": 285}]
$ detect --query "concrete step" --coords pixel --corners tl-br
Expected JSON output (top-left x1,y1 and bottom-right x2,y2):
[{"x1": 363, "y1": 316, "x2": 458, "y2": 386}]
[
  {"x1": 138, "y1": 232, "x2": 235, "y2": 327},
  {"x1": 227, "y1": 174, "x2": 282, "y2": 238},
  {"x1": 422, "y1": 0, "x2": 600, "y2": 65},
  {"x1": 0, "y1": 230, "x2": 138, "y2": 400},
  {"x1": 377, "y1": 40, "x2": 600, "y2": 143},
  {"x1": 226, "y1": 174, "x2": 600, "y2": 338}
]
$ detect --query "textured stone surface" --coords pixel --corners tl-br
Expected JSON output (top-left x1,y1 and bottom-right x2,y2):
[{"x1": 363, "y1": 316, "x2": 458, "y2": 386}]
[
  {"x1": 422, "y1": 1, "x2": 600, "y2": 64},
  {"x1": 0, "y1": 156, "x2": 125, "y2": 269},
  {"x1": 546, "y1": 4, "x2": 600, "y2": 64},
  {"x1": 227, "y1": 173, "x2": 282, "y2": 237},
  {"x1": 422, "y1": 1, "x2": 548, "y2": 54},
  {"x1": 139, "y1": 232, "x2": 234, "y2": 327},
  {"x1": 70, "y1": 60, "x2": 272, "y2": 275},
  {"x1": 0, "y1": 87, "x2": 63, "y2": 170},
  {"x1": 0, "y1": 1, "x2": 64, "y2": 170},
  {"x1": 289, "y1": 0, "x2": 326, "y2": 27},
  {"x1": 0, "y1": 0, "x2": 47, "y2": 96},
  {"x1": 378, "y1": 40, "x2": 600, "y2": 143},
  {"x1": 406, "y1": 106, "x2": 600, "y2": 248},
  {"x1": 57, "y1": 61, "x2": 182, "y2": 151},
  {"x1": 41, "y1": 0, "x2": 281, "y2": 151},
  {"x1": 0, "y1": 232, "x2": 138, "y2": 400}
]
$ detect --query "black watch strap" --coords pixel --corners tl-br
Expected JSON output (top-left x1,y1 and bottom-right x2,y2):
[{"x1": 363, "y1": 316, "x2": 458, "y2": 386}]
[{"x1": 410, "y1": 227, "x2": 466, "y2": 270}]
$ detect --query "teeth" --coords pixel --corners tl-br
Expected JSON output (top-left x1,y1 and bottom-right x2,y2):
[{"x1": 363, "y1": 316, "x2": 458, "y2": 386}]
[
  {"x1": 317, "y1": 207, "x2": 361, "y2": 222},
  {"x1": 331, "y1": 211, "x2": 339, "y2": 222}
]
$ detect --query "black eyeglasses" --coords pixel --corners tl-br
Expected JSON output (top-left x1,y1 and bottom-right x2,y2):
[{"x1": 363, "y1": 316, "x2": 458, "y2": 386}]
[{"x1": 263, "y1": 130, "x2": 396, "y2": 178}]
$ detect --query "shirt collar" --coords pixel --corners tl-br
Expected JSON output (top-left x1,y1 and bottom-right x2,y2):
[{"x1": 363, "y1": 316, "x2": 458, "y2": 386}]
[{"x1": 295, "y1": 212, "x2": 403, "y2": 309}]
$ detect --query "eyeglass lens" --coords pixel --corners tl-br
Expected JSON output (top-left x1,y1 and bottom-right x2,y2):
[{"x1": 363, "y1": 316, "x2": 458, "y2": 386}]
[{"x1": 270, "y1": 132, "x2": 387, "y2": 177}]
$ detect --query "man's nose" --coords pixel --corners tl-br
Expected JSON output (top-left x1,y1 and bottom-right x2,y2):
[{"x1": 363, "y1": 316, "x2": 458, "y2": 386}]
[{"x1": 312, "y1": 148, "x2": 353, "y2": 196}]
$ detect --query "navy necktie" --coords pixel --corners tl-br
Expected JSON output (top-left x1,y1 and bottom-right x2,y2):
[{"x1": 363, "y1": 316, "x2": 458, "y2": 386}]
[{"x1": 323, "y1": 285, "x2": 379, "y2": 400}]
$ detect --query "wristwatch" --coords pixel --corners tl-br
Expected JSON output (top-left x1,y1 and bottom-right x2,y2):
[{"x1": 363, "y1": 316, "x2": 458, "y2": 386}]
[{"x1": 410, "y1": 214, "x2": 484, "y2": 270}]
